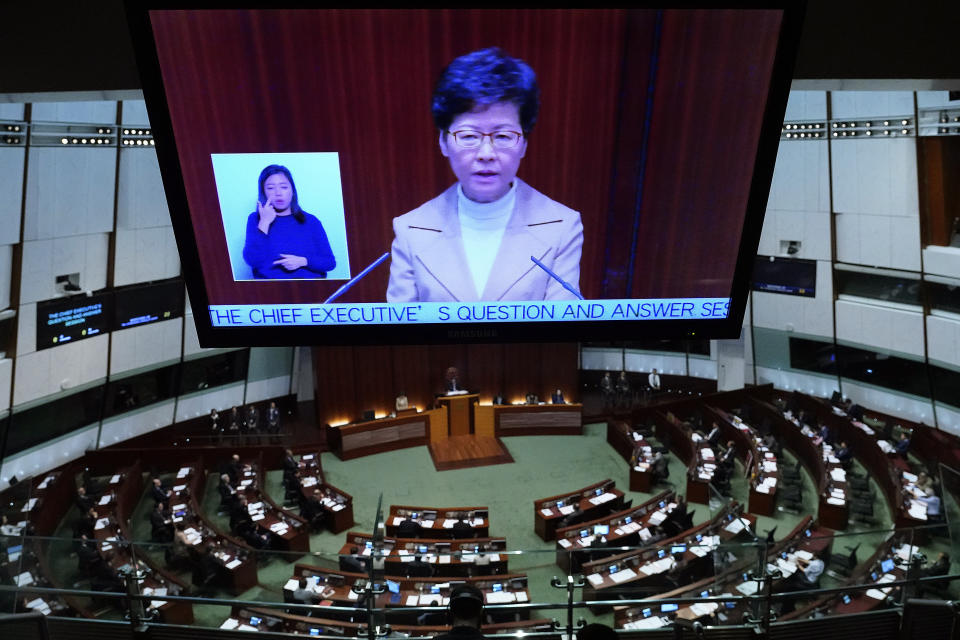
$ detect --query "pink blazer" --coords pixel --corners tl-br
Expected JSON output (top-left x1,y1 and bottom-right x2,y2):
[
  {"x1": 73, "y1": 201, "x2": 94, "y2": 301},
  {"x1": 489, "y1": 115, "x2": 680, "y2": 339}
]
[{"x1": 386, "y1": 179, "x2": 583, "y2": 302}]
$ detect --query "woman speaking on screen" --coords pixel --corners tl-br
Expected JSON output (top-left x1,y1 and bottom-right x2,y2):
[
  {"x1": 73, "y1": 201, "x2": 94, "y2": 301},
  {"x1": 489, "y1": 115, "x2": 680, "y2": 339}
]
[
  {"x1": 386, "y1": 48, "x2": 583, "y2": 302},
  {"x1": 243, "y1": 164, "x2": 336, "y2": 279}
]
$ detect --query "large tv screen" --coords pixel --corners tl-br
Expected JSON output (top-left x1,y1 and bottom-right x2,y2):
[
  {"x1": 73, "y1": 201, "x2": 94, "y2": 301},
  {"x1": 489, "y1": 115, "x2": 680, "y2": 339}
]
[{"x1": 126, "y1": 5, "x2": 803, "y2": 345}]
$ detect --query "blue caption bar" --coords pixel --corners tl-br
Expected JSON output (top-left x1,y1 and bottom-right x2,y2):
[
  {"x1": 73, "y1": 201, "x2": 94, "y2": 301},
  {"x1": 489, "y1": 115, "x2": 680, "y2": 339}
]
[{"x1": 208, "y1": 299, "x2": 730, "y2": 327}]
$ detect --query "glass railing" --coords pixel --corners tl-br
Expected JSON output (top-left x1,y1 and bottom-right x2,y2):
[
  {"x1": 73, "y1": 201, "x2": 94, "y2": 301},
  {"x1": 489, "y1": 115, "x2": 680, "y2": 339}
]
[{"x1": 0, "y1": 521, "x2": 955, "y2": 638}]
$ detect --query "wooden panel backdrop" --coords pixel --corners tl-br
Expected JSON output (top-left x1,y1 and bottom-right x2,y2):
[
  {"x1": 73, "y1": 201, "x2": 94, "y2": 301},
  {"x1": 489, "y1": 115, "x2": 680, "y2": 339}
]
[{"x1": 312, "y1": 343, "x2": 577, "y2": 428}]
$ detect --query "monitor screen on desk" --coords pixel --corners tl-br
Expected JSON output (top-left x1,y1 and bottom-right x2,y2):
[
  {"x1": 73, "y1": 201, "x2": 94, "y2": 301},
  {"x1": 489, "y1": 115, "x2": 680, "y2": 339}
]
[
  {"x1": 661, "y1": 603, "x2": 679, "y2": 613},
  {"x1": 387, "y1": 580, "x2": 400, "y2": 594},
  {"x1": 881, "y1": 558, "x2": 895, "y2": 573},
  {"x1": 127, "y1": 5, "x2": 802, "y2": 346},
  {"x1": 594, "y1": 524, "x2": 610, "y2": 536}
]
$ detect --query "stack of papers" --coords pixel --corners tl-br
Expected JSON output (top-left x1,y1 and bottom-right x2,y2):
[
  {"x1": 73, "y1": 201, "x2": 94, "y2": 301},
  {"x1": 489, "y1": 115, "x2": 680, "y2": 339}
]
[
  {"x1": 38, "y1": 476, "x2": 55, "y2": 490},
  {"x1": 648, "y1": 511, "x2": 667, "y2": 526},
  {"x1": 220, "y1": 618, "x2": 240, "y2": 630},
  {"x1": 15, "y1": 571, "x2": 34, "y2": 586},
  {"x1": 225, "y1": 558, "x2": 242, "y2": 569},
  {"x1": 269, "y1": 522, "x2": 289, "y2": 535},
  {"x1": 173, "y1": 484, "x2": 187, "y2": 493},
  {"x1": 443, "y1": 519, "x2": 458, "y2": 528},
  {"x1": 776, "y1": 558, "x2": 798, "y2": 576},
  {"x1": 301, "y1": 477, "x2": 317, "y2": 487},
  {"x1": 907, "y1": 504, "x2": 927, "y2": 520},
  {"x1": 897, "y1": 545, "x2": 919, "y2": 562},
  {"x1": 540, "y1": 508, "x2": 554, "y2": 517},
  {"x1": 177, "y1": 467, "x2": 190, "y2": 478},
  {"x1": 877, "y1": 440, "x2": 895, "y2": 454},
  {"x1": 302, "y1": 454, "x2": 314, "y2": 460},
  {"x1": 830, "y1": 468, "x2": 847, "y2": 482},
  {"x1": 724, "y1": 518, "x2": 746, "y2": 534},
  {"x1": 736, "y1": 580, "x2": 759, "y2": 596},
  {"x1": 98, "y1": 495, "x2": 112, "y2": 506},
  {"x1": 25, "y1": 598, "x2": 51, "y2": 615},
  {"x1": 826, "y1": 497, "x2": 845, "y2": 505},
  {"x1": 420, "y1": 519, "x2": 435, "y2": 528},
  {"x1": 762, "y1": 461, "x2": 778, "y2": 472},
  {"x1": 795, "y1": 549, "x2": 814, "y2": 561},
  {"x1": 485, "y1": 591, "x2": 517, "y2": 604},
  {"x1": 110, "y1": 474, "x2": 122, "y2": 484},
  {"x1": 240, "y1": 479, "x2": 253, "y2": 487},
  {"x1": 689, "y1": 602, "x2": 719, "y2": 617},
  {"x1": 624, "y1": 616, "x2": 667, "y2": 629},
  {"x1": 95, "y1": 517, "x2": 110, "y2": 530},
  {"x1": 557, "y1": 538, "x2": 572, "y2": 548},
  {"x1": 559, "y1": 505, "x2": 575, "y2": 515},
  {"x1": 609, "y1": 567, "x2": 638, "y2": 582},
  {"x1": 21, "y1": 498, "x2": 38, "y2": 512},
  {"x1": 586, "y1": 573, "x2": 604, "y2": 586}
]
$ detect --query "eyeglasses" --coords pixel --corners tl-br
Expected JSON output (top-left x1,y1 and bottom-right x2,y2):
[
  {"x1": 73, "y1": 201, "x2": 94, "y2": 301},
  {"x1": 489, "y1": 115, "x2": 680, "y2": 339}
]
[{"x1": 447, "y1": 129, "x2": 523, "y2": 149}]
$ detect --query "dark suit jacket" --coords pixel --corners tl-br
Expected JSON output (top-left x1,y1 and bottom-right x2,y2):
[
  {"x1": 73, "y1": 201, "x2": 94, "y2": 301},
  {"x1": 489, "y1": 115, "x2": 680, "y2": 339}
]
[
  {"x1": 397, "y1": 518, "x2": 421, "y2": 538},
  {"x1": 451, "y1": 521, "x2": 474, "y2": 538}
]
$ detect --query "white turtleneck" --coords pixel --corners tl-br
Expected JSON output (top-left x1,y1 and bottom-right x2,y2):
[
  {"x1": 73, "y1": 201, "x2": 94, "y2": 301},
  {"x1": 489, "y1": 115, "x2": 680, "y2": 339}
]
[{"x1": 457, "y1": 182, "x2": 516, "y2": 298}]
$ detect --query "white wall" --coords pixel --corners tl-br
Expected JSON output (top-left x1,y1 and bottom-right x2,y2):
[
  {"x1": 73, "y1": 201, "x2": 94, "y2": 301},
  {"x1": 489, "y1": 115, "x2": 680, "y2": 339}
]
[
  {"x1": 935, "y1": 403, "x2": 960, "y2": 437},
  {"x1": 97, "y1": 399, "x2": 176, "y2": 448},
  {"x1": 18, "y1": 234, "x2": 110, "y2": 306},
  {"x1": 12, "y1": 335, "x2": 109, "y2": 406},
  {"x1": 109, "y1": 318, "x2": 183, "y2": 375},
  {"x1": 0, "y1": 424, "x2": 99, "y2": 487},
  {"x1": 754, "y1": 365, "x2": 838, "y2": 398},
  {"x1": 835, "y1": 299, "x2": 925, "y2": 358},
  {"x1": 0, "y1": 146, "x2": 25, "y2": 245},
  {"x1": 624, "y1": 350, "x2": 687, "y2": 376},
  {"x1": 0, "y1": 358, "x2": 11, "y2": 413},
  {"x1": 926, "y1": 315, "x2": 960, "y2": 369},
  {"x1": 580, "y1": 347, "x2": 623, "y2": 371},
  {"x1": 752, "y1": 262, "x2": 834, "y2": 339},
  {"x1": 246, "y1": 376, "x2": 291, "y2": 404},
  {"x1": 923, "y1": 247, "x2": 960, "y2": 279},
  {"x1": 839, "y1": 379, "x2": 935, "y2": 425},
  {"x1": 175, "y1": 382, "x2": 245, "y2": 422},
  {"x1": 30, "y1": 101, "x2": 116, "y2": 124}
]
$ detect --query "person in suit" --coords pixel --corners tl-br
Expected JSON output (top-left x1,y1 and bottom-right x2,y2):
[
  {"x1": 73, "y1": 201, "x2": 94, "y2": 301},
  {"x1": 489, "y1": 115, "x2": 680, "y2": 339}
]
[
  {"x1": 226, "y1": 454, "x2": 246, "y2": 486},
  {"x1": 452, "y1": 516, "x2": 474, "y2": 538},
  {"x1": 230, "y1": 495, "x2": 254, "y2": 534},
  {"x1": 706, "y1": 422, "x2": 722, "y2": 447},
  {"x1": 615, "y1": 371, "x2": 630, "y2": 407},
  {"x1": 551, "y1": 388, "x2": 565, "y2": 404},
  {"x1": 150, "y1": 477, "x2": 171, "y2": 506},
  {"x1": 492, "y1": 391, "x2": 506, "y2": 405},
  {"x1": 218, "y1": 474, "x2": 239, "y2": 512},
  {"x1": 75, "y1": 486, "x2": 95, "y2": 515},
  {"x1": 76, "y1": 534, "x2": 104, "y2": 575},
  {"x1": 266, "y1": 401, "x2": 281, "y2": 441},
  {"x1": 397, "y1": 515, "x2": 421, "y2": 538},
  {"x1": 227, "y1": 406, "x2": 242, "y2": 439},
  {"x1": 599, "y1": 372, "x2": 614, "y2": 407},
  {"x1": 300, "y1": 489, "x2": 327, "y2": 531},
  {"x1": 386, "y1": 48, "x2": 582, "y2": 303},
  {"x1": 444, "y1": 367, "x2": 463, "y2": 393},
  {"x1": 836, "y1": 441, "x2": 853, "y2": 465},
  {"x1": 210, "y1": 408, "x2": 221, "y2": 442},
  {"x1": 340, "y1": 546, "x2": 368, "y2": 574},
  {"x1": 651, "y1": 451, "x2": 669, "y2": 484},
  {"x1": 895, "y1": 432, "x2": 911, "y2": 457},
  {"x1": 282, "y1": 449, "x2": 299, "y2": 475},
  {"x1": 720, "y1": 441, "x2": 737, "y2": 468},
  {"x1": 74, "y1": 507, "x2": 97, "y2": 539},
  {"x1": 192, "y1": 543, "x2": 221, "y2": 592},
  {"x1": 407, "y1": 554, "x2": 435, "y2": 578},
  {"x1": 434, "y1": 583, "x2": 486, "y2": 640},
  {"x1": 395, "y1": 391, "x2": 409, "y2": 411},
  {"x1": 925, "y1": 551, "x2": 950, "y2": 577},
  {"x1": 150, "y1": 501, "x2": 174, "y2": 542}
]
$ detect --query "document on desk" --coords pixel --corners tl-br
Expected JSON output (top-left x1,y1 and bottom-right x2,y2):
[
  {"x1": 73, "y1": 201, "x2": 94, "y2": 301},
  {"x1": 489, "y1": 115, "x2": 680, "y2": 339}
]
[
  {"x1": 690, "y1": 602, "x2": 719, "y2": 617},
  {"x1": 777, "y1": 558, "x2": 797, "y2": 576},
  {"x1": 540, "y1": 508, "x2": 554, "y2": 517},
  {"x1": 99, "y1": 495, "x2": 111, "y2": 505},
  {"x1": 173, "y1": 484, "x2": 187, "y2": 492},
  {"x1": 648, "y1": 511, "x2": 667, "y2": 526},
  {"x1": 225, "y1": 558, "x2": 242, "y2": 569},
  {"x1": 438, "y1": 555, "x2": 451, "y2": 564},
  {"x1": 443, "y1": 519, "x2": 457, "y2": 528},
  {"x1": 827, "y1": 497, "x2": 845, "y2": 505},
  {"x1": 22, "y1": 498, "x2": 38, "y2": 512},
  {"x1": 829, "y1": 468, "x2": 846, "y2": 482},
  {"x1": 638, "y1": 527, "x2": 652, "y2": 542},
  {"x1": 902, "y1": 471, "x2": 918, "y2": 483},
  {"x1": 485, "y1": 591, "x2": 516, "y2": 604},
  {"x1": 586, "y1": 573, "x2": 604, "y2": 586},
  {"x1": 177, "y1": 467, "x2": 190, "y2": 478},
  {"x1": 897, "y1": 545, "x2": 919, "y2": 562},
  {"x1": 95, "y1": 517, "x2": 110, "y2": 530},
  {"x1": 38, "y1": 476, "x2": 54, "y2": 489},
  {"x1": 908, "y1": 505, "x2": 927, "y2": 520},
  {"x1": 762, "y1": 461, "x2": 777, "y2": 472},
  {"x1": 220, "y1": 618, "x2": 240, "y2": 630},
  {"x1": 559, "y1": 505, "x2": 575, "y2": 515},
  {"x1": 877, "y1": 440, "x2": 895, "y2": 454},
  {"x1": 285, "y1": 578, "x2": 299, "y2": 591},
  {"x1": 15, "y1": 571, "x2": 34, "y2": 586},
  {"x1": 736, "y1": 580, "x2": 759, "y2": 596},
  {"x1": 865, "y1": 588, "x2": 888, "y2": 600},
  {"x1": 690, "y1": 544, "x2": 711, "y2": 558},
  {"x1": 724, "y1": 518, "x2": 746, "y2": 534},
  {"x1": 607, "y1": 567, "x2": 637, "y2": 583},
  {"x1": 795, "y1": 549, "x2": 813, "y2": 561},
  {"x1": 420, "y1": 519, "x2": 434, "y2": 528},
  {"x1": 346, "y1": 590, "x2": 359, "y2": 601}
]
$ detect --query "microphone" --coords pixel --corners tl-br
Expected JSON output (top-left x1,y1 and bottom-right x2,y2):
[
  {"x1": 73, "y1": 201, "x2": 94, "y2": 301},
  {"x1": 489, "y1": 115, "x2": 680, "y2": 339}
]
[
  {"x1": 324, "y1": 252, "x2": 390, "y2": 303},
  {"x1": 530, "y1": 256, "x2": 583, "y2": 300}
]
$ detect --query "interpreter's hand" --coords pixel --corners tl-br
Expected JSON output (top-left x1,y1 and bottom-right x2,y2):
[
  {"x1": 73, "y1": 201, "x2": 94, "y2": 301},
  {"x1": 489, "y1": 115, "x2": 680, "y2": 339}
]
[
  {"x1": 257, "y1": 200, "x2": 277, "y2": 233},
  {"x1": 274, "y1": 254, "x2": 307, "y2": 271}
]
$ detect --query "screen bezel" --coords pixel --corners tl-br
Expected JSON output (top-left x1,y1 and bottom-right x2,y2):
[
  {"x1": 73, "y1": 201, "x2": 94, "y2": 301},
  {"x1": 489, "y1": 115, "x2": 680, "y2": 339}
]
[{"x1": 124, "y1": 2, "x2": 805, "y2": 346}]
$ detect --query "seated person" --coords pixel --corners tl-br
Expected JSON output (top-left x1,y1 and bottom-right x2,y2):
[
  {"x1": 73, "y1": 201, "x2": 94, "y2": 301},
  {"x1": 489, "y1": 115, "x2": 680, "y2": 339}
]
[
  {"x1": 235, "y1": 517, "x2": 270, "y2": 549},
  {"x1": 492, "y1": 391, "x2": 506, "y2": 405},
  {"x1": 551, "y1": 388, "x2": 565, "y2": 404},
  {"x1": 451, "y1": 516, "x2": 474, "y2": 538},
  {"x1": 720, "y1": 441, "x2": 737, "y2": 468},
  {"x1": 340, "y1": 546, "x2": 369, "y2": 574},
  {"x1": 226, "y1": 454, "x2": 245, "y2": 485},
  {"x1": 895, "y1": 432, "x2": 911, "y2": 457},
  {"x1": 762, "y1": 432, "x2": 781, "y2": 457},
  {"x1": 925, "y1": 552, "x2": 951, "y2": 577},
  {"x1": 916, "y1": 472, "x2": 934, "y2": 492},
  {"x1": 76, "y1": 534, "x2": 105, "y2": 575},
  {"x1": 835, "y1": 441, "x2": 853, "y2": 464},
  {"x1": 151, "y1": 477, "x2": 171, "y2": 505},
  {"x1": 395, "y1": 391, "x2": 409, "y2": 411},
  {"x1": 848, "y1": 403, "x2": 864, "y2": 421},
  {"x1": 793, "y1": 556, "x2": 825, "y2": 588},
  {"x1": 651, "y1": 451, "x2": 669, "y2": 483},
  {"x1": 525, "y1": 392, "x2": 538, "y2": 405},
  {"x1": 150, "y1": 501, "x2": 174, "y2": 542},
  {"x1": 192, "y1": 543, "x2": 221, "y2": 591},
  {"x1": 300, "y1": 489, "x2": 327, "y2": 531},
  {"x1": 74, "y1": 507, "x2": 97, "y2": 539},
  {"x1": 0, "y1": 513, "x2": 22, "y2": 537},
  {"x1": 292, "y1": 577, "x2": 321, "y2": 605},
  {"x1": 918, "y1": 488, "x2": 942, "y2": 521},
  {"x1": 168, "y1": 522, "x2": 193, "y2": 567},
  {"x1": 396, "y1": 515, "x2": 421, "y2": 538},
  {"x1": 230, "y1": 495, "x2": 254, "y2": 534},
  {"x1": 407, "y1": 554, "x2": 435, "y2": 578}
]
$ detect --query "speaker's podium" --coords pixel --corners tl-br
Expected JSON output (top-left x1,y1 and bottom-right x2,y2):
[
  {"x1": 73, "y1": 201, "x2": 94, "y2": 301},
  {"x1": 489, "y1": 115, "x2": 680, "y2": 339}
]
[
  {"x1": 435, "y1": 392, "x2": 479, "y2": 436},
  {"x1": 429, "y1": 392, "x2": 513, "y2": 471}
]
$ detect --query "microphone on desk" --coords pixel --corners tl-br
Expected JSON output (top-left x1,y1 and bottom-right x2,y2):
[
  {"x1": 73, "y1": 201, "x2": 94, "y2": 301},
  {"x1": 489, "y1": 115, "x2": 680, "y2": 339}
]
[
  {"x1": 530, "y1": 256, "x2": 583, "y2": 300},
  {"x1": 323, "y1": 252, "x2": 391, "y2": 303}
]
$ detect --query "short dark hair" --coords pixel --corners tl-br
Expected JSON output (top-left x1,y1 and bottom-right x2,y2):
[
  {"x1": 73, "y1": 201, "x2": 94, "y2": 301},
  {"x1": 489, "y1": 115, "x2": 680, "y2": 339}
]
[
  {"x1": 578, "y1": 623, "x2": 618, "y2": 640},
  {"x1": 257, "y1": 164, "x2": 305, "y2": 223},
  {"x1": 448, "y1": 583, "x2": 484, "y2": 622},
  {"x1": 432, "y1": 47, "x2": 540, "y2": 134}
]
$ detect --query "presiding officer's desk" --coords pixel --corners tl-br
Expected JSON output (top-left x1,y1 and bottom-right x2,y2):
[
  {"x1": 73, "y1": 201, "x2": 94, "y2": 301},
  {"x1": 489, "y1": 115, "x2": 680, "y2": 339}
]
[
  {"x1": 386, "y1": 505, "x2": 489, "y2": 538},
  {"x1": 534, "y1": 479, "x2": 624, "y2": 541},
  {"x1": 339, "y1": 532, "x2": 508, "y2": 577},
  {"x1": 326, "y1": 409, "x2": 443, "y2": 460},
  {"x1": 554, "y1": 490, "x2": 674, "y2": 573},
  {"x1": 475, "y1": 402, "x2": 583, "y2": 437},
  {"x1": 287, "y1": 564, "x2": 531, "y2": 622}
]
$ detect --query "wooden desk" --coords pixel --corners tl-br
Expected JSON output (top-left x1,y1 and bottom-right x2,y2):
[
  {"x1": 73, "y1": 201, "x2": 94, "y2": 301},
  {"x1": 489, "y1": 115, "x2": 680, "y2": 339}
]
[
  {"x1": 534, "y1": 479, "x2": 624, "y2": 542},
  {"x1": 339, "y1": 532, "x2": 508, "y2": 577},
  {"x1": 386, "y1": 505, "x2": 489, "y2": 538},
  {"x1": 326, "y1": 410, "x2": 441, "y2": 460},
  {"x1": 296, "y1": 453, "x2": 355, "y2": 534},
  {"x1": 488, "y1": 403, "x2": 582, "y2": 436},
  {"x1": 436, "y1": 393, "x2": 479, "y2": 437}
]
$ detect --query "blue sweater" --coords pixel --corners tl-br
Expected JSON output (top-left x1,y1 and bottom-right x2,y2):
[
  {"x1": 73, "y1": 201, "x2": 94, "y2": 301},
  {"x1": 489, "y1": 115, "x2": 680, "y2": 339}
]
[{"x1": 243, "y1": 211, "x2": 336, "y2": 279}]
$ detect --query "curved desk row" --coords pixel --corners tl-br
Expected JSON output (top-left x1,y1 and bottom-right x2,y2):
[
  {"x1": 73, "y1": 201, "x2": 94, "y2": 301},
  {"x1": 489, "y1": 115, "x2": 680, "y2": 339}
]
[{"x1": 534, "y1": 479, "x2": 623, "y2": 541}]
